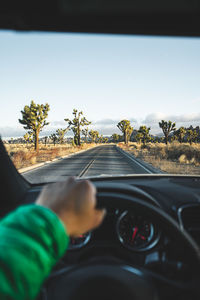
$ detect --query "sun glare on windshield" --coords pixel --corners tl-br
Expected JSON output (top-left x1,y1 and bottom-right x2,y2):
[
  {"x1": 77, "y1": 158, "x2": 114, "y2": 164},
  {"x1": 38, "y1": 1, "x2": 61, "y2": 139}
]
[{"x1": 1, "y1": 32, "x2": 200, "y2": 183}]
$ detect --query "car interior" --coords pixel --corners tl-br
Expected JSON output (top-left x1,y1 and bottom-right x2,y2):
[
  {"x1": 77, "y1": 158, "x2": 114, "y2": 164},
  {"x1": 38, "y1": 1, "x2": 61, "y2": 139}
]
[{"x1": 1, "y1": 1, "x2": 200, "y2": 300}]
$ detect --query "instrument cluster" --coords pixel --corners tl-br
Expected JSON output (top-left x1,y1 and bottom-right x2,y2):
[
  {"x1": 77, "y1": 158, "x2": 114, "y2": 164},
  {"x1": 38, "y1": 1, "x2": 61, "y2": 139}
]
[{"x1": 68, "y1": 209, "x2": 160, "y2": 252}]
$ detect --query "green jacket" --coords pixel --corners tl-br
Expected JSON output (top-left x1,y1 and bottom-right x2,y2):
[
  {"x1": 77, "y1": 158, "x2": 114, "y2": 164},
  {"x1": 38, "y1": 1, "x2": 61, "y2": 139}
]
[{"x1": 0, "y1": 204, "x2": 69, "y2": 300}]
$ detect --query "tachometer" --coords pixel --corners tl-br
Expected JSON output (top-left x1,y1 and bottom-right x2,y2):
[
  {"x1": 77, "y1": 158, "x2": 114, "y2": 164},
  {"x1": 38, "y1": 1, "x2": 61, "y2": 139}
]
[
  {"x1": 68, "y1": 232, "x2": 91, "y2": 250},
  {"x1": 117, "y1": 211, "x2": 159, "y2": 251}
]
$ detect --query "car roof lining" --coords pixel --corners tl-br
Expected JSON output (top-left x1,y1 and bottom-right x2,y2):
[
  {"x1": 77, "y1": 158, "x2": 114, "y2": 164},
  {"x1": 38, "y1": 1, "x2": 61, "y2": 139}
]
[{"x1": 1, "y1": 0, "x2": 200, "y2": 37}]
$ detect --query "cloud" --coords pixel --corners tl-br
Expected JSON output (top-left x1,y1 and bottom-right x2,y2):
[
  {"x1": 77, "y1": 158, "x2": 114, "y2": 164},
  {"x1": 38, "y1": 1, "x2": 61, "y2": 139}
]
[
  {"x1": 2, "y1": 113, "x2": 200, "y2": 138},
  {"x1": 92, "y1": 126, "x2": 120, "y2": 135},
  {"x1": 0, "y1": 117, "x2": 135, "y2": 138},
  {"x1": 50, "y1": 120, "x2": 66, "y2": 127},
  {"x1": 143, "y1": 112, "x2": 200, "y2": 134},
  {"x1": 143, "y1": 112, "x2": 200, "y2": 124},
  {"x1": 89, "y1": 118, "x2": 137, "y2": 135},
  {"x1": 93, "y1": 118, "x2": 137, "y2": 126},
  {"x1": 0, "y1": 125, "x2": 70, "y2": 139},
  {"x1": 0, "y1": 127, "x2": 25, "y2": 138},
  {"x1": 143, "y1": 113, "x2": 166, "y2": 124}
]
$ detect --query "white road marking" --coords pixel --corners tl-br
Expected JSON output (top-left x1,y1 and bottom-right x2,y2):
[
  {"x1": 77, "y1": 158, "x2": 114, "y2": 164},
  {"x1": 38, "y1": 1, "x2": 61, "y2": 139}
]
[{"x1": 117, "y1": 147, "x2": 153, "y2": 174}]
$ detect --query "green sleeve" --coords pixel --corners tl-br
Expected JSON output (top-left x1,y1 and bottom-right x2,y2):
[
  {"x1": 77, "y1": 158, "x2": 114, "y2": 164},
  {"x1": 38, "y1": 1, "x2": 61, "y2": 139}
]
[{"x1": 0, "y1": 204, "x2": 69, "y2": 300}]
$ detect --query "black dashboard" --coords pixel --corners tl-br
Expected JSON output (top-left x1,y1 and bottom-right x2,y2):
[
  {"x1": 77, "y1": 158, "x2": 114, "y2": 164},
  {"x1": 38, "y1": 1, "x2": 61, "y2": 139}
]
[
  {"x1": 26, "y1": 175, "x2": 200, "y2": 214},
  {"x1": 25, "y1": 175, "x2": 200, "y2": 300},
  {"x1": 24, "y1": 175, "x2": 200, "y2": 267}
]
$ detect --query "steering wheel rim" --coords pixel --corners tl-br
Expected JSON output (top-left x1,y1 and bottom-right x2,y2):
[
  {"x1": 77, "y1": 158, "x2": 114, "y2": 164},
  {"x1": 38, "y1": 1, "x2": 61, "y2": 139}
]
[
  {"x1": 95, "y1": 182, "x2": 200, "y2": 264},
  {"x1": 43, "y1": 182, "x2": 200, "y2": 300}
]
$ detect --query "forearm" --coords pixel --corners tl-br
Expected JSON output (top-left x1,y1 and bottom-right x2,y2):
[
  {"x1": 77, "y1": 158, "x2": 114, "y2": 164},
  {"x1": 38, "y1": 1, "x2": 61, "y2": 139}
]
[{"x1": 0, "y1": 205, "x2": 69, "y2": 300}]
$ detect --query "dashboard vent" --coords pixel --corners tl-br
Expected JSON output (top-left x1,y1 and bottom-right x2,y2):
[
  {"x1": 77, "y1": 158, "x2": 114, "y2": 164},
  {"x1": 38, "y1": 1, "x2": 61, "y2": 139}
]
[{"x1": 179, "y1": 204, "x2": 200, "y2": 245}]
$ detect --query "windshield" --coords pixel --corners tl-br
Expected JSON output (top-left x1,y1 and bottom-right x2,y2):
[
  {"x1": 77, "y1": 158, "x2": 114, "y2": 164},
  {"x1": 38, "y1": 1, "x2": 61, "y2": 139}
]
[{"x1": 1, "y1": 32, "x2": 200, "y2": 183}]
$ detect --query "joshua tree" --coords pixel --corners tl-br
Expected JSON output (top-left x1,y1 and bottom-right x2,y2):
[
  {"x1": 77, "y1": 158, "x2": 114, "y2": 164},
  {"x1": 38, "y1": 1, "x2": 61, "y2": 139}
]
[
  {"x1": 44, "y1": 136, "x2": 48, "y2": 146},
  {"x1": 187, "y1": 129, "x2": 198, "y2": 145},
  {"x1": 171, "y1": 134, "x2": 178, "y2": 142},
  {"x1": 98, "y1": 134, "x2": 104, "y2": 143},
  {"x1": 65, "y1": 109, "x2": 91, "y2": 146},
  {"x1": 159, "y1": 120, "x2": 176, "y2": 145},
  {"x1": 138, "y1": 126, "x2": 151, "y2": 145},
  {"x1": 103, "y1": 137, "x2": 108, "y2": 143},
  {"x1": 56, "y1": 128, "x2": 69, "y2": 144},
  {"x1": 23, "y1": 132, "x2": 33, "y2": 144},
  {"x1": 82, "y1": 127, "x2": 89, "y2": 143},
  {"x1": 111, "y1": 133, "x2": 120, "y2": 143},
  {"x1": 117, "y1": 120, "x2": 133, "y2": 144},
  {"x1": 49, "y1": 133, "x2": 57, "y2": 146},
  {"x1": 19, "y1": 100, "x2": 50, "y2": 151},
  {"x1": 174, "y1": 127, "x2": 186, "y2": 143},
  {"x1": 135, "y1": 132, "x2": 143, "y2": 144},
  {"x1": 89, "y1": 130, "x2": 99, "y2": 143}
]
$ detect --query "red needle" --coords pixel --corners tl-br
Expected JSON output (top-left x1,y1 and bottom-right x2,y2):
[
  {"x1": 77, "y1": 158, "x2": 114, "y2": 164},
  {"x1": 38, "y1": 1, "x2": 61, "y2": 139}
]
[
  {"x1": 139, "y1": 234, "x2": 146, "y2": 240},
  {"x1": 132, "y1": 227, "x2": 138, "y2": 242}
]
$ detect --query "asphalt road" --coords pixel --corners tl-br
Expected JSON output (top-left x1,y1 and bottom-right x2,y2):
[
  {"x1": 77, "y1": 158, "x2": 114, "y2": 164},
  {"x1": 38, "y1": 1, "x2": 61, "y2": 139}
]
[{"x1": 23, "y1": 145, "x2": 159, "y2": 184}]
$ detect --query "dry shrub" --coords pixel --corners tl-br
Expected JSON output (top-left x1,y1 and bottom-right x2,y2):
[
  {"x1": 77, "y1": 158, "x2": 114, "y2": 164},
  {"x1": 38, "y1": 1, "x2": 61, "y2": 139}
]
[
  {"x1": 12, "y1": 151, "x2": 25, "y2": 169},
  {"x1": 29, "y1": 156, "x2": 37, "y2": 165},
  {"x1": 36, "y1": 148, "x2": 60, "y2": 162},
  {"x1": 165, "y1": 144, "x2": 200, "y2": 165},
  {"x1": 9, "y1": 142, "x2": 99, "y2": 169},
  {"x1": 132, "y1": 142, "x2": 200, "y2": 166},
  {"x1": 178, "y1": 154, "x2": 188, "y2": 164},
  {"x1": 119, "y1": 142, "x2": 200, "y2": 175},
  {"x1": 130, "y1": 144, "x2": 140, "y2": 150},
  {"x1": 118, "y1": 142, "x2": 124, "y2": 147},
  {"x1": 12, "y1": 150, "x2": 37, "y2": 169}
]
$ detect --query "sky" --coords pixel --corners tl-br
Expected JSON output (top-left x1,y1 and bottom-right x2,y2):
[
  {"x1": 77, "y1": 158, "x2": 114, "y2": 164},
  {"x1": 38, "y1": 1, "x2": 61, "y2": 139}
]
[{"x1": 0, "y1": 30, "x2": 200, "y2": 138}]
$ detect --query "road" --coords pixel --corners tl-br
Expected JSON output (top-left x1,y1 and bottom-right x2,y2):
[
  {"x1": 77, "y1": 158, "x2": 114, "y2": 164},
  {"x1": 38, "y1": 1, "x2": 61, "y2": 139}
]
[{"x1": 23, "y1": 145, "x2": 159, "y2": 184}]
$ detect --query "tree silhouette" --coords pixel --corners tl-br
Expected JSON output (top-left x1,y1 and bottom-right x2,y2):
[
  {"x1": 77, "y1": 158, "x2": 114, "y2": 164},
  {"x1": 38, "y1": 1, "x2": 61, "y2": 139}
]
[
  {"x1": 65, "y1": 109, "x2": 91, "y2": 146},
  {"x1": 23, "y1": 132, "x2": 33, "y2": 144},
  {"x1": 103, "y1": 137, "x2": 108, "y2": 143},
  {"x1": 89, "y1": 130, "x2": 99, "y2": 143},
  {"x1": 174, "y1": 127, "x2": 186, "y2": 143},
  {"x1": 44, "y1": 136, "x2": 48, "y2": 146},
  {"x1": 117, "y1": 120, "x2": 133, "y2": 144},
  {"x1": 49, "y1": 133, "x2": 57, "y2": 146},
  {"x1": 138, "y1": 126, "x2": 151, "y2": 145},
  {"x1": 111, "y1": 133, "x2": 120, "y2": 143},
  {"x1": 19, "y1": 100, "x2": 50, "y2": 151},
  {"x1": 187, "y1": 129, "x2": 198, "y2": 145},
  {"x1": 56, "y1": 128, "x2": 69, "y2": 144},
  {"x1": 159, "y1": 120, "x2": 176, "y2": 145},
  {"x1": 82, "y1": 127, "x2": 89, "y2": 143}
]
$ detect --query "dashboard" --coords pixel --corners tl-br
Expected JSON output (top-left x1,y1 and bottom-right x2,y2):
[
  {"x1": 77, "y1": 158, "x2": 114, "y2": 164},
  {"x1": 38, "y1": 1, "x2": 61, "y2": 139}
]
[
  {"x1": 24, "y1": 175, "x2": 200, "y2": 270},
  {"x1": 68, "y1": 209, "x2": 161, "y2": 252},
  {"x1": 22, "y1": 174, "x2": 200, "y2": 300}
]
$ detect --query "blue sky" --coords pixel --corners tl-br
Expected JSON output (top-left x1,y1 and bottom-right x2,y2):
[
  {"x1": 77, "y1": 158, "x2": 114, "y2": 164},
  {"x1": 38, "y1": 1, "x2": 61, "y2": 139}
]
[{"x1": 1, "y1": 30, "x2": 200, "y2": 138}]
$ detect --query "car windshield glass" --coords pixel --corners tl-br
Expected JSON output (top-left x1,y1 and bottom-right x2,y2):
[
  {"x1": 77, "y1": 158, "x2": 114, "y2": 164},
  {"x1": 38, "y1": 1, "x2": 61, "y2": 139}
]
[{"x1": 1, "y1": 31, "x2": 200, "y2": 183}]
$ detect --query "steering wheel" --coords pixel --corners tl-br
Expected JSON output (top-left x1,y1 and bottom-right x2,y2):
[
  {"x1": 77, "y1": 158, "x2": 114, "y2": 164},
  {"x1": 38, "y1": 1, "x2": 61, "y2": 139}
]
[{"x1": 42, "y1": 183, "x2": 200, "y2": 300}]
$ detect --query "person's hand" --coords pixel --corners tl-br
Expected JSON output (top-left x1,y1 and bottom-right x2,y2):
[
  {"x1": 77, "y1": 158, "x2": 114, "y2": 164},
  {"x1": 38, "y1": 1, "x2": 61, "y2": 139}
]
[{"x1": 36, "y1": 177, "x2": 106, "y2": 237}]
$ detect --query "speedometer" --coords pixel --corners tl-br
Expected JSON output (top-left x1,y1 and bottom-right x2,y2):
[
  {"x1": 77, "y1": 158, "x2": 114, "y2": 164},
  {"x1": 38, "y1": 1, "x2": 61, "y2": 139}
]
[{"x1": 117, "y1": 211, "x2": 159, "y2": 251}]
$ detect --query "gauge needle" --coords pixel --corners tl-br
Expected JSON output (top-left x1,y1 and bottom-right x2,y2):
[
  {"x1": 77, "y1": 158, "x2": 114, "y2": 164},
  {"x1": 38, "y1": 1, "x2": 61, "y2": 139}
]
[
  {"x1": 132, "y1": 227, "x2": 138, "y2": 242},
  {"x1": 139, "y1": 234, "x2": 146, "y2": 240}
]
